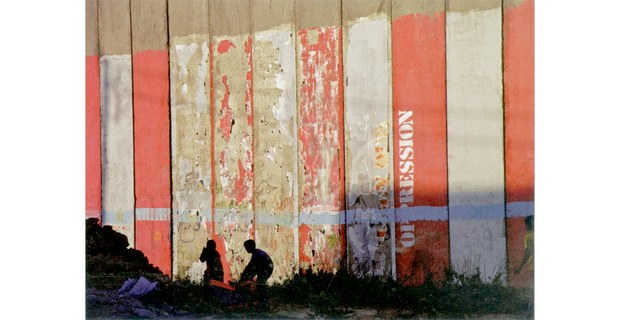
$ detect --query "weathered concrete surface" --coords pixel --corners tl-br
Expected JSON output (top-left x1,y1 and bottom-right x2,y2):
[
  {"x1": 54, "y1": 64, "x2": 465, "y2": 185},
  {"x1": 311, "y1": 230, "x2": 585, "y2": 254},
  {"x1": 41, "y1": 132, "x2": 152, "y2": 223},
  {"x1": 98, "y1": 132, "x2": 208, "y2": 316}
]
[
  {"x1": 170, "y1": 35, "x2": 212, "y2": 281},
  {"x1": 392, "y1": 0, "x2": 449, "y2": 285},
  {"x1": 210, "y1": 0, "x2": 254, "y2": 283},
  {"x1": 503, "y1": 0, "x2": 534, "y2": 288},
  {"x1": 295, "y1": 0, "x2": 345, "y2": 274},
  {"x1": 86, "y1": 0, "x2": 101, "y2": 220},
  {"x1": 446, "y1": 0, "x2": 507, "y2": 282},
  {"x1": 169, "y1": 0, "x2": 211, "y2": 283},
  {"x1": 98, "y1": 0, "x2": 134, "y2": 247},
  {"x1": 252, "y1": 0, "x2": 297, "y2": 284},
  {"x1": 343, "y1": 1, "x2": 394, "y2": 278}
]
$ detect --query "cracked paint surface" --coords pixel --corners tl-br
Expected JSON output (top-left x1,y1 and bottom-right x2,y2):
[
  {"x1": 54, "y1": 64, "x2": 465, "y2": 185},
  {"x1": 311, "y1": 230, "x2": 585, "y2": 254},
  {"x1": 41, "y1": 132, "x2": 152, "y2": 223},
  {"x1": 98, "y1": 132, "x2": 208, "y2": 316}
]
[
  {"x1": 253, "y1": 26, "x2": 297, "y2": 284},
  {"x1": 170, "y1": 34, "x2": 212, "y2": 281},
  {"x1": 344, "y1": 16, "x2": 394, "y2": 278},
  {"x1": 212, "y1": 34, "x2": 254, "y2": 282},
  {"x1": 297, "y1": 26, "x2": 345, "y2": 273}
]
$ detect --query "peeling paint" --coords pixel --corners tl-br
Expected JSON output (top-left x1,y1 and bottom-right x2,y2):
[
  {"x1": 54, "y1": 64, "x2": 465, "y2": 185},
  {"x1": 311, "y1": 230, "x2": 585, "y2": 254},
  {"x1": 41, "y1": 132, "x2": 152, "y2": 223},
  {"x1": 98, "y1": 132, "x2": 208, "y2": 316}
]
[
  {"x1": 253, "y1": 25, "x2": 298, "y2": 284},
  {"x1": 297, "y1": 25, "x2": 344, "y2": 273},
  {"x1": 344, "y1": 16, "x2": 394, "y2": 278},
  {"x1": 212, "y1": 34, "x2": 254, "y2": 282},
  {"x1": 170, "y1": 34, "x2": 212, "y2": 279}
]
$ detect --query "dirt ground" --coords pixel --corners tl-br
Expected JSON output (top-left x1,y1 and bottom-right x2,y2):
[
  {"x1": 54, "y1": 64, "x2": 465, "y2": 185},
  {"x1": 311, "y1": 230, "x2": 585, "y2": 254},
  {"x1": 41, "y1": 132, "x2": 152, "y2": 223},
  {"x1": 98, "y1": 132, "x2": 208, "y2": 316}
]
[{"x1": 86, "y1": 288, "x2": 529, "y2": 319}]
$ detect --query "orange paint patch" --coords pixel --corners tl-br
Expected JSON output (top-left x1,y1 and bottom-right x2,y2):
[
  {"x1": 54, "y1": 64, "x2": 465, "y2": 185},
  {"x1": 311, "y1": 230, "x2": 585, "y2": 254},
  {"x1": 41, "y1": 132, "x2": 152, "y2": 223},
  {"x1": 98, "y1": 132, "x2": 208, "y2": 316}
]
[
  {"x1": 504, "y1": 0, "x2": 534, "y2": 203},
  {"x1": 86, "y1": 56, "x2": 101, "y2": 219},
  {"x1": 136, "y1": 220, "x2": 171, "y2": 275},
  {"x1": 217, "y1": 39, "x2": 235, "y2": 54}
]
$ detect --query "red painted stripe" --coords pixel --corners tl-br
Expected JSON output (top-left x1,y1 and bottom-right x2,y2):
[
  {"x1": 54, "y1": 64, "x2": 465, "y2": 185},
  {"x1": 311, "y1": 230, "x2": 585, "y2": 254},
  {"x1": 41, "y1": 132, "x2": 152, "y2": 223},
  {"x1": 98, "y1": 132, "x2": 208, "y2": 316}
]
[
  {"x1": 395, "y1": 221, "x2": 449, "y2": 286},
  {"x1": 135, "y1": 220, "x2": 171, "y2": 275},
  {"x1": 133, "y1": 50, "x2": 171, "y2": 208},
  {"x1": 504, "y1": 0, "x2": 534, "y2": 288},
  {"x1": 392, "y1": 12, "x2": 449, "y2": 285},
  {"x1": 504, "y1": 0, "x2": 534, "y2": 204},
  {"x1": 133, "y1": 50, "x2": 171, "y2": 276},
  {"x1": 209, "y1": 40, "x2": 216, "y2": 238},
  {"x1": 86, "y1": 56, "x2": 101, "y2": 220}
]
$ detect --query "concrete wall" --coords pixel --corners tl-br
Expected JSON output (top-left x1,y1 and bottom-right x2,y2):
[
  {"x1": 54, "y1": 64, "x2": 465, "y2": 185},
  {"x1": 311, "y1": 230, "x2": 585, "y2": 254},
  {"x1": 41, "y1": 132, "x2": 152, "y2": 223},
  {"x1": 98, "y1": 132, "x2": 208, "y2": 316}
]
[{"x1": 86, "y1": 0, "x2": 534, "y2": 287}]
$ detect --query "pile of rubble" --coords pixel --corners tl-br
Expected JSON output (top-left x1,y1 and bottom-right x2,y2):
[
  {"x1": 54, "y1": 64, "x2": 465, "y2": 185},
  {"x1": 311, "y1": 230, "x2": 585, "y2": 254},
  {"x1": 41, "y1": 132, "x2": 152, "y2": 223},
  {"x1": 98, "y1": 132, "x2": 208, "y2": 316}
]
[{"x1": 86, "y1": 218, "x2": 163, "y2": 278}]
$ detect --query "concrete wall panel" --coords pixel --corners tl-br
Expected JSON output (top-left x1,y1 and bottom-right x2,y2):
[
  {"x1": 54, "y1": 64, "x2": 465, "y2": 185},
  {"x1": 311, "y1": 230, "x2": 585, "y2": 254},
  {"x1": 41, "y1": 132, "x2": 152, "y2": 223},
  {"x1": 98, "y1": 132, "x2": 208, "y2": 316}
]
[
  {"x1": 252, "y1": 0, "x2": 298, "y2": 284},
  {"x1": 503, "y1": 0, "x2": 534, "y2": 288},
  {"x1": 169, "y1": 0, "x2": 212, "y2": 282},
  {"x1": 98, "y1": 0, "x2": 134, "y2": 246},
  {"x1": 86, "y1": 0, "x2": 101, "y2": 220},
  {"x1": 392, "y1": 0, "x2": 449, "y2": 285},
  {"x1": 296, "y1": 0, "x2": 346, "y2": 274},
  {"x1": 210, "y1": 0, "x2": 254, "y2": 283},
  {"x1": 343, "y1": 0, "x2": 394, "y2": 278},
  {"x1": 446, "y1": 0, "x2": 507, "y2": 282},
  {"x1": 131, "y1": 0, "x2": 172, "y2": 276}
]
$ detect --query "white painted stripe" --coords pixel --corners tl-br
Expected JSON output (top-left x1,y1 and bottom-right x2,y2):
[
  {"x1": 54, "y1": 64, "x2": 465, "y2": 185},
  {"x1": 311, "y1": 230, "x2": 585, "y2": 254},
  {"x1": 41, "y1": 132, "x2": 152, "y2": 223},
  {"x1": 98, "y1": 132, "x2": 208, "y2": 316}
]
[
  {"x1": 255, "y1": 212, "x2": 295, "y2": 227},
  {"x1": 345, "y1": 15, "x2": 393, "y2": 278},
  {"x1": 506, "y1": 201, "x2": 534, "y2": 218},
  {"x1": 395, "y1": 206, "x2": 449, "y2": 222},
  {"x1": 299, "y1": 211, "x2": 346, "y2": 226},
  {"x1": 174, "y1": 210, "x2": 212, "y2": 222},
  {"x1": 447, "y1": 3, "x2": 506, "y2": 283},
  {"x1": 449, "y1": 219, "x2": 507, "y2": 283},
  {"x1": 346, "y1": 208, "x2": 395, "y2": 225},
  {"x1": 213, "y1": 208, "x2": 254, "y2": 224},
  {"x1": 449, "y1": 203, "x2": 505, "y2": 220},
  {"x1": 345, "y1": 17, "x2": 393, "y2": 209},
  {"x1": 136, "y1": 208, "x2": 171, "y2": 221},
  {"x1": 100, "y1": 54, "x2": 134, "y2": 247},
  {"x1": 102, "y1": 210, "x2": 133, "y2": 224}
]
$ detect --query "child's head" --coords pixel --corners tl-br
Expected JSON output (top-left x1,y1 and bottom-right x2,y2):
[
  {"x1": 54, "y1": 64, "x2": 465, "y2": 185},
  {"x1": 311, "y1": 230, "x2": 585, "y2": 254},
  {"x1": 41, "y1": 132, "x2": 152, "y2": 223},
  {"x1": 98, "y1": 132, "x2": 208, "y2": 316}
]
[
  {"x1": 207, "y1": 239, "x2": 216, "y2": 251},
  {"x1": 243, "y1": 239, "x2": 256, "y2": 253}
]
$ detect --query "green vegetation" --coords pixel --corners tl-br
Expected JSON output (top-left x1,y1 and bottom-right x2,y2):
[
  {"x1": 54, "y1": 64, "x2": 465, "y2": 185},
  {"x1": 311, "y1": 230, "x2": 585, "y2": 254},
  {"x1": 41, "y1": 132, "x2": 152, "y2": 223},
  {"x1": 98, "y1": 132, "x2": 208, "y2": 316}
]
[{"x1": 268, "y1": 269, "x2": 532, "y2": 318}]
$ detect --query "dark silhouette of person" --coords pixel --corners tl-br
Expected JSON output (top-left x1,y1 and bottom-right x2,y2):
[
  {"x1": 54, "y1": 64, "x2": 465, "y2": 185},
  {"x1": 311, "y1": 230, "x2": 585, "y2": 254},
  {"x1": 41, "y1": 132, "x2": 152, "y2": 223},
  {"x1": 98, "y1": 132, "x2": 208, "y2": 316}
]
[
  {"x1": 240, "y1": 239, "x2": 274, "y2": 284},
  {"x1": 238, "y1": 239, "x2": 273, "y2": 308},
  {"x1": 200, "y1": 239, "x2": 224, "y2": 282}
]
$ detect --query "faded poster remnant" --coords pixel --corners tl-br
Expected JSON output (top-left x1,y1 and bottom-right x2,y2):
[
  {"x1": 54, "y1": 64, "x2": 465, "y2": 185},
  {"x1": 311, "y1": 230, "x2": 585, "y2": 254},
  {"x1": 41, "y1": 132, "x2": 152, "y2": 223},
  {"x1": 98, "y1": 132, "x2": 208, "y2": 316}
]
[{"x1": 344, "y1": 15, "x2": 394, "y2": 278}]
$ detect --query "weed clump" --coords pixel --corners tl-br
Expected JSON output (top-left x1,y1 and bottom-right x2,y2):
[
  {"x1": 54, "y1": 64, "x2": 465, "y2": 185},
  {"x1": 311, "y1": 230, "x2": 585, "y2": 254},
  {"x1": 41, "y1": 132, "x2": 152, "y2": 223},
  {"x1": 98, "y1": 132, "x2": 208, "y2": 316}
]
[{"x1": 269, "y1": 268, "x2": 532, "y2": 318}]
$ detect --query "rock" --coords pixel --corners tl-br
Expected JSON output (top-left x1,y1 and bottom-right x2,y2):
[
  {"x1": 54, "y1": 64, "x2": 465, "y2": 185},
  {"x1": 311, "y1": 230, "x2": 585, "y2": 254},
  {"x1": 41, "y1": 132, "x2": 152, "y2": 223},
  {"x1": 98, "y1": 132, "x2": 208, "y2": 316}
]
[{"x1": 134, "y1": 308, "x2": 157, "y2": 318}]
